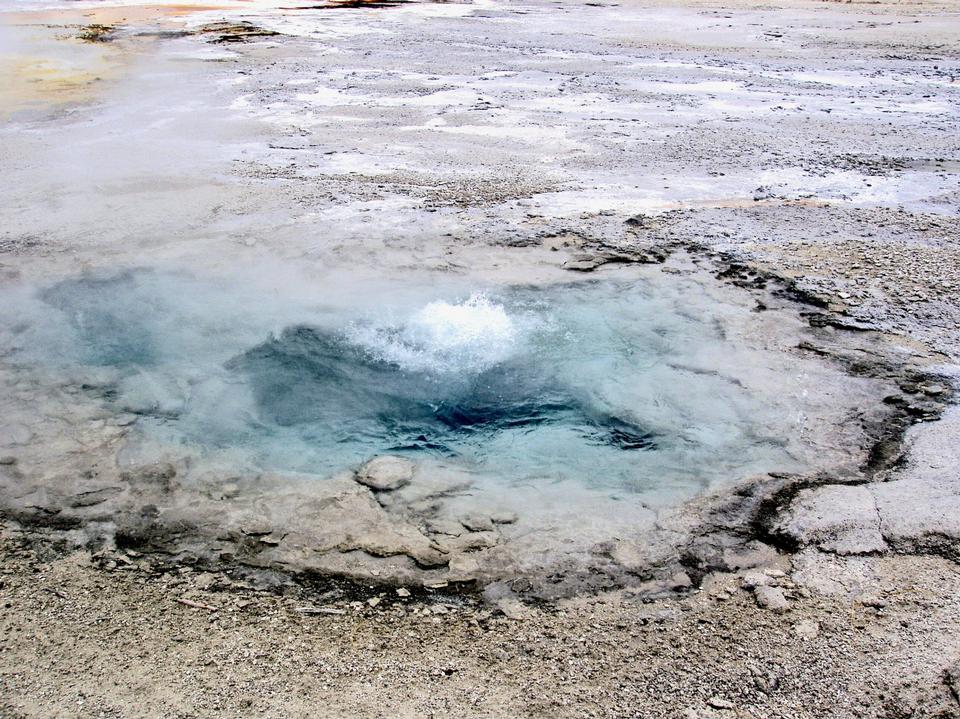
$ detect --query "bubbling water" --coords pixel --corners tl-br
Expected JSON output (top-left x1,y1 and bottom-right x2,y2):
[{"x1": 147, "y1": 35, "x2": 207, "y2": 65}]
[
  {"x1": 346, "y1": 293, "x2": 522, "y2": 375},
  {"x1": 2, "y1": 269, "x2": 814, "y2": 510}
]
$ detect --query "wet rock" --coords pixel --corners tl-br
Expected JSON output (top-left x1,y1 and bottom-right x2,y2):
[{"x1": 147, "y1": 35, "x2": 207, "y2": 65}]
[
  {"x1": 754, "y1": 586, "x2": 790, "y2": 612},
  {"x1": 355, "y1": 456, "x2": 414, "y2": 491},
  {"x1": 564, "y1": 248, "x2": 667, "y2": 272},
  {"x1": 435, "y1": 531, "x2": 498, "y2": 554},
  {"x1": 424, "y1": 519, "x2": 464, "y2": 536},
  {"x1": 775, "y1": 485, "x2": 888, "y2": 555},
  {"x1": 77, "y1": 24, "x2": 116, "y2": 43},
  {"x1": 120, "y1": 463, "x2": 177, "y2": 492},
  {"x1": 0, "y1": 457, "x2": 17, "y2": 466},
  {"x1": 461, "y1": 514, "x2": 495, "y2": 532},
  {"x1": 197, "y1": 22, "x2": 280, "y2": 43},
  {"x1": 491, "y1": 511, "x2": 518, "y2": 525},
  {"x1": 66, "y1": 486, "x2": 123, "y2": 509},
  {"x1": 448, "y1": 554, "x2": 481, "y2": 580}
]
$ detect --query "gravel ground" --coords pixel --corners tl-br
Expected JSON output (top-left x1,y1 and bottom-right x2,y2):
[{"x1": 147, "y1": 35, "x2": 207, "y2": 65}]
[{"x1": 2, "y1": 527, "x2": 960, "y2": 719}]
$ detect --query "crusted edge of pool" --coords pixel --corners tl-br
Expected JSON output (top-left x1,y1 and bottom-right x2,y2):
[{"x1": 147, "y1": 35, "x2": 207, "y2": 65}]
[{"x1": 0, "y1": 251, "x2": 954, "y2": 604}]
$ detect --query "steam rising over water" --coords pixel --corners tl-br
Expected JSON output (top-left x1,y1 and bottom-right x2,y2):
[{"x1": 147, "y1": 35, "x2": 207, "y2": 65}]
[{"x1": 5, "y1": 268, "x2": 812, "y2": 508}]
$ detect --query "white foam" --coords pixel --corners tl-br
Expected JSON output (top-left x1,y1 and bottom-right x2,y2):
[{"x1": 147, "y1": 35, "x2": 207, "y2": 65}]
[{"x1": 348, "y1": 293, "x2": 520, "y2": 374}]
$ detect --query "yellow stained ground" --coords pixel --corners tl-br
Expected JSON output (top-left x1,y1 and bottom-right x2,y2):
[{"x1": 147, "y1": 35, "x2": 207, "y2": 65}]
[{"x1": 0, "y1": 4, "x2": 237, "y2": 116}]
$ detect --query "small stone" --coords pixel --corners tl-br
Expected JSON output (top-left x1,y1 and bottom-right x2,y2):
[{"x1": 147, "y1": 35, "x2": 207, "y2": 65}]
[
  {"x1": 194, "y1": 572, "x2": 217, "y2": 590},
  {"x1": 241, "y1": 523, "x2": 273, "y2": 537},
  {"x1": 396, "y1": 587, "x2": 411, "y2": 598},
  {"x1": 754, "y1": 586, "x2": 790, "y2": 612},
  {"x1": 740, "y1": 570, "x2": 771, "y2": 590},
  {"x1": 367, "y1": 597, "x2": 381, "y2": 608},
  {"x1": 490, "y1": 511, "x2": 519, "y2": 525},
  {"x1": 707, "y1": 696, "x2": 735, "y2": 710},
  {"x1": 0, "y1": 456, "x2": 16, "y2": 465},
  {"x1": 355, "y1": 456, "x2": 414, "y2": 491},
  {"x1": 859, "y1": 594, "x2": 888, "y2": 609},
  {"x1": 425, "y1": 519, "x2": 464, "y2": 536},
  {"x1": 793, "y1": 619, "x2": 820, "y2": 639},
  {"x1": 460, "y1": 514, "x2": 495, "y2": 532},
  {"x1": 921, "y1": 384, "x2": 946, "y2": 396}
]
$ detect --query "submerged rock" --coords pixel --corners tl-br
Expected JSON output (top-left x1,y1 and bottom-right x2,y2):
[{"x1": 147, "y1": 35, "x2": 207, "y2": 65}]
[{"x1": 355, "y1": 456, "x2": 414, "y2": 491}]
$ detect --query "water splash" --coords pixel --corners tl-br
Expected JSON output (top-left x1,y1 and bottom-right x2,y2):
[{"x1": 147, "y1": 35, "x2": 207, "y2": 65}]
[{"x1": 346, "y1": 293, "x2": 523, "y2": 375}]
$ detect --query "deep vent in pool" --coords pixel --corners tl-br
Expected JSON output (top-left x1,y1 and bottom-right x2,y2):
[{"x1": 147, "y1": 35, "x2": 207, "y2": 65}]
[
  {"x1": 11, "y1": 269, "x2": 808, "y2": 500},
  {"x1": 228, "y1": 324, "x2": 657, "y2": 455}
]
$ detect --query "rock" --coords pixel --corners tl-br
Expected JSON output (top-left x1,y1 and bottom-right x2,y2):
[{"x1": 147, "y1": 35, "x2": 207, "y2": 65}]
[
  {"x1": 367, "y1": 597, "x2": 381, "y2": 608},
  {"x1": 66, "y1": 486, "x2": 122, "y2": 508},
  {"x1": 355, "y1": 456, "x2": 414, "y2": 491},
  {"x1": 707, "y1": 696, "x2": 735, "y2": 710},
  {"x1": 496, "y1": 597, "x2": 529, "y2": 620},
  {"x1": 740, "y1": 570, "x2": 771, "y2": 590},
  {"x1": 460, "y1": 514, "x2": 495, "y2": 532},
  {"x1": 197, "y1": 21, "x2": 280, "y2": 43},
  {"x1": 0, "y1": 456, "x2": 16, "y2": 465},
  {"x1": 194, "y1": 572, "x2": 217, "y2": 590},
  {"x1": 754, "y1": 586, "x2": 790, "y2": 612},
  {"x1": 395, "y1": 587, "x2": 411, "y2": 598},
  {"x1": 721, "y1": 540, "x2": 778, "y2": 570},
  {"x1": 793, "y1": 619, "x2": 820, "y2": 639},
  {"x1": 425, "y1": 519, "x2": 464, "y2": 536},
  {"x1": 490, "y1": 511, "x2": 519, "y2": 525},
  {"x1": 564, "y1": 248, "x2": 666, "y2": 272},
  {"x1": 448, "y1": 554, "x2": 481, "y2": 580},
  {"x1": 858, "y1": 593, "x2": 888, "y2": 609},
  {"x1": 775, "y1": 485, "x2": 888, "y2": 555}
]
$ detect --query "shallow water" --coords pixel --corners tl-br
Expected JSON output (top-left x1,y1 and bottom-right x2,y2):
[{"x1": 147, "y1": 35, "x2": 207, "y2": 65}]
[{"x1": 5, "y1": 267, "x2": 810, "y2": 508}]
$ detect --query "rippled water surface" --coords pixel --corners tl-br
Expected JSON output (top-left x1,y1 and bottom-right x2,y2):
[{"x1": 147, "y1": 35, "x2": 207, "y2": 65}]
[{"x1": 8, "y1": 268, "x2": 809, "y2": 505}]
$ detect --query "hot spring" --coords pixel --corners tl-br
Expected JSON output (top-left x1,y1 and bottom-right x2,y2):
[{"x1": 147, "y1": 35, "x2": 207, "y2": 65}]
[{"x1": 3, "y1": 265, "x2": 826, "y2": 520}]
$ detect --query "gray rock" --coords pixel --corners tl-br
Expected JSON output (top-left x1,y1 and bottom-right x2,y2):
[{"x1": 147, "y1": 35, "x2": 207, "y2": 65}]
[
  {"x1": 754, "y1": 586, "x2": 790, "y2": 612},
  {"x1": 460, "y1": 514, "x2": 495, "y2": 532},
  {"x1": 775, "y1": 484, "x2": 888, "y2": 555},
  {"x1": 355, "y1": 456, "x2": 414, "y2": 491},
  {"x1": 425, "y1": 519, "x2": 464, "y2": 536},
  {"x1": 793, "y1": 619, "x2": 820, "y2": 639}
]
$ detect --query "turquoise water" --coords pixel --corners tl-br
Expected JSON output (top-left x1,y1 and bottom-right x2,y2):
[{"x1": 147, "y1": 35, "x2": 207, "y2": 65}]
[{"x1": 9, "y1": 268, "x2": 805, "y2": 502}]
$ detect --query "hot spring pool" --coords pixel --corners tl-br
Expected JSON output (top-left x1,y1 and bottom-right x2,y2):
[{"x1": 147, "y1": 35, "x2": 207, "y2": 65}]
[{"x1": 4, "y1": 266, "x2": 816, "y2": 511}]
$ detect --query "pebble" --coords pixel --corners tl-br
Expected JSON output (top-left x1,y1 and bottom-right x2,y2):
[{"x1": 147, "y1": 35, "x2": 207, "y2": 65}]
[{"x1": 707, "y1": 696, "x2": 735, "y2": 710}]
